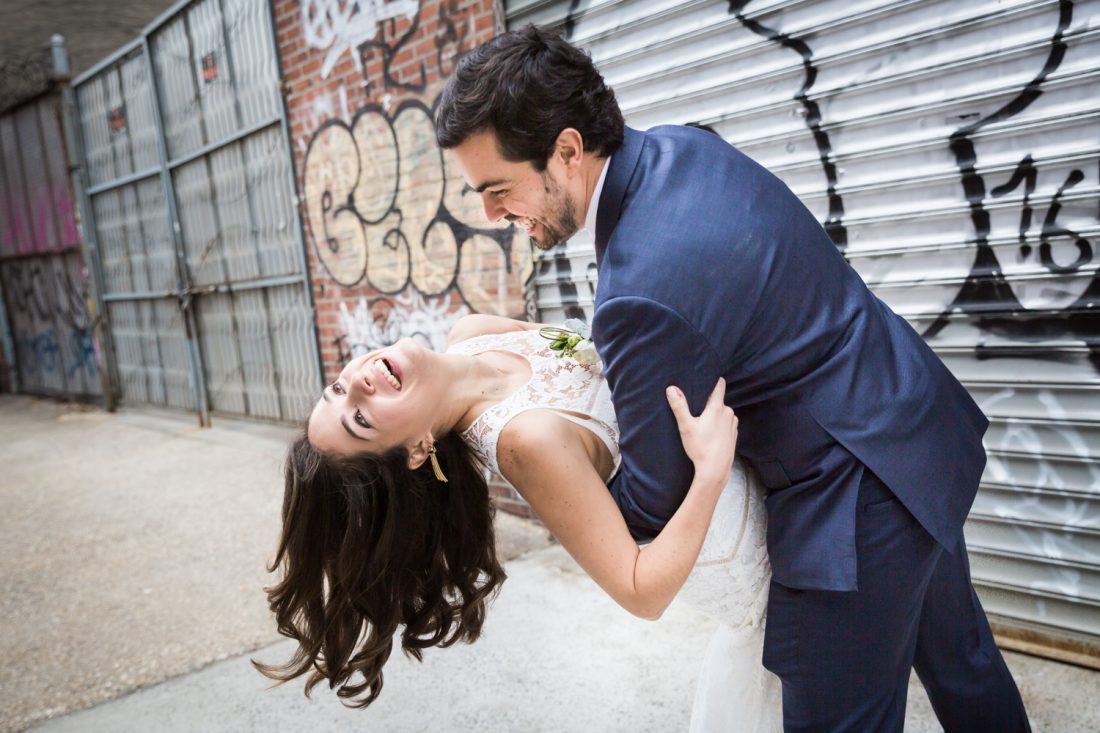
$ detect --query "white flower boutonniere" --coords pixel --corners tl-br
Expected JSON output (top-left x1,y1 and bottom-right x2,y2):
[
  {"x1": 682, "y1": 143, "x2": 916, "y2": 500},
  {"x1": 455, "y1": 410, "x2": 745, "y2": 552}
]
[{"x1": 539, "y1": 318, "x2": 600, "y2": 365}]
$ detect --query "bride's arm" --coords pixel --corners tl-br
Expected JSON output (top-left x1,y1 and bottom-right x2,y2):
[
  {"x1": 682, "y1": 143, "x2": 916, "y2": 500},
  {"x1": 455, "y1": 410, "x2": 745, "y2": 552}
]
[
  {"x1": 497, "y1": 379, "x2": 737, "y2": 620},
  {"x1": 447, "y1": 314, "x2": 546, "y2": 346}
]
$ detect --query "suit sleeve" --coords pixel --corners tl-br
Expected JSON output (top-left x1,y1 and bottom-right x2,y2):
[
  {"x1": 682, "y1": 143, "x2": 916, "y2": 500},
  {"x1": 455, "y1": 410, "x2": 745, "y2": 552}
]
[{"x1": 592, "y1": 296, "x2": 724, "y2": 542}]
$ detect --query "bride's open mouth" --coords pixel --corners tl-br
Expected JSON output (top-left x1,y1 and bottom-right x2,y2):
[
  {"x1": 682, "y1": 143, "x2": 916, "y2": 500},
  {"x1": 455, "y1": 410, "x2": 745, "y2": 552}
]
[{"x1": 373, "y1": 357, "x2": 402, "y2": 390}]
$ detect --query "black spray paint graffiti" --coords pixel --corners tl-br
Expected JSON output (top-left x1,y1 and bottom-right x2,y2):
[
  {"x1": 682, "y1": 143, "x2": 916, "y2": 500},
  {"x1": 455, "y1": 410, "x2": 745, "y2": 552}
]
[
  {"x1": 302, "y1": 96, "x2": 532, "y2": 310},
  {"x1": 926, "y1": 0, "x2": 1099, "y2": 372},
  {"x1": 726, "y1": 0, "x2": 847, "y2": 250},
  {"x1": 533, "y1": 248, "x2": 597, "y2": 322},
  {"x1": 301, "y1": 0, "x2": 470, "y2": 88},
  {"x1": 1, "y1": 256, "x2": 97, "y2": 386},
  {"x1": 718, "y1": 0, "x2": 1095, "y2": 371},
  {"x1": 357, "y1": 0, "x2": 471, "y2": 94}
]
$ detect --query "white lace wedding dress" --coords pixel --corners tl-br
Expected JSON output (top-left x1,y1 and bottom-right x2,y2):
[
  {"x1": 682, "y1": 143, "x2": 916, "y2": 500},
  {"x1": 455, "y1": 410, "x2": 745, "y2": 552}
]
[{"x1": 449, "y1": 330, "x2": 783, "y2": 732}]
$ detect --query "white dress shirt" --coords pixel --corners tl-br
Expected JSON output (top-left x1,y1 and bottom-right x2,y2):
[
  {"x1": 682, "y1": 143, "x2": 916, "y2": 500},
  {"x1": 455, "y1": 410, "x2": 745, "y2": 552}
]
[{"x1": 583, "y1": 156, "x2": 611, "y2": 235}]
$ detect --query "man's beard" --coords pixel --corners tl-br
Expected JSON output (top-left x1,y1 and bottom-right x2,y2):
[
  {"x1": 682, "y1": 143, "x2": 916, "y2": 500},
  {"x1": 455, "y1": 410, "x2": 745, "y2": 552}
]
[{"x1": 527, "y1": 173, "x2": 580, "y2": 251}]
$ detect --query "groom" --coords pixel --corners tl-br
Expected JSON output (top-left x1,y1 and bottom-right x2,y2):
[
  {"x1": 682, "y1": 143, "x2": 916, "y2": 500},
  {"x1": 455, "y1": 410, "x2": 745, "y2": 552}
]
[{"x1": 437, "y1": 26, "x2": 1030, "y2": 731}]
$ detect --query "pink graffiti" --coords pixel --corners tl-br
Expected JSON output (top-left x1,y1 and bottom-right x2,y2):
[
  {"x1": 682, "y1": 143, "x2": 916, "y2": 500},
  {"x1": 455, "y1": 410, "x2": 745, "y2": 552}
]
[{"x1": 2, "y1": 181, "x2": 79, "y2": 256}]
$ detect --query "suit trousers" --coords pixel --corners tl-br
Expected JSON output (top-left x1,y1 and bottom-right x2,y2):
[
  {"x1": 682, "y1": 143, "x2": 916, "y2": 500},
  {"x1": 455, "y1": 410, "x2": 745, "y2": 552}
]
[{"x1": 761, "y1": 469, "x2": 1031, "y2": 732}]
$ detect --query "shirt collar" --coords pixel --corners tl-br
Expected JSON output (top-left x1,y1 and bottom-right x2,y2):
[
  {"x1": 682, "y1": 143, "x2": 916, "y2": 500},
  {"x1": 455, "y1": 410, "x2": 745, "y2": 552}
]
[{"x1": 583, "y1": 156, "x2": 611, "y2": 235}]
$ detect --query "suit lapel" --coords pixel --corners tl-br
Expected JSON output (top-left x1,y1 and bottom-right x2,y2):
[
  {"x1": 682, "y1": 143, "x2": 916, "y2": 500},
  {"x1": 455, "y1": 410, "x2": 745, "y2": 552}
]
[{"x1": 594, "y1": 126, "x2": 645, "y2": 267}]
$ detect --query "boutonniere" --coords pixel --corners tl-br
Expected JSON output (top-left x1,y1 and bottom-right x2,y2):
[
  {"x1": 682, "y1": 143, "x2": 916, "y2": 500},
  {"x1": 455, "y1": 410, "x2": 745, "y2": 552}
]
[{"x1": 539, "y1": 318, "x2": 600, "y2": 365}]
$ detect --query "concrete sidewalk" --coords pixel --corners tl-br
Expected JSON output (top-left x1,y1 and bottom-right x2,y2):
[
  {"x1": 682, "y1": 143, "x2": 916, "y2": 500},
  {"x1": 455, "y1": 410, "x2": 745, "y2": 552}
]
[{"x1": 3, "y1": 395, "x2": 1098, "y2": 732}]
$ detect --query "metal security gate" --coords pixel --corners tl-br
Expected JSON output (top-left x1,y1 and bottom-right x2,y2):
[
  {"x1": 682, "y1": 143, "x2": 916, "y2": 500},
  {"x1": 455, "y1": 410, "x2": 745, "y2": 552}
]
[
  {"x1": 507, "y1": 0, "x2": 1100, "y2": 663},
  {"x1": 0, "y1": 91, "x2": 101, "y2": 399},
  {"x1": 72, "y1": 0, "x2": 321, "y2": 424}
]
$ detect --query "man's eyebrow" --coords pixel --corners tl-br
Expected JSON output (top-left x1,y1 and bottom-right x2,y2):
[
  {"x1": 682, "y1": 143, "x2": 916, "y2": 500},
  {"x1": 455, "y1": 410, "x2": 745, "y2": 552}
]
[
  {"x1": 473, "y1": 178, "x2": 508, "y2": 194},
  {"x1": 340, "y1": 415, "x2": 369, "y2": 442}
]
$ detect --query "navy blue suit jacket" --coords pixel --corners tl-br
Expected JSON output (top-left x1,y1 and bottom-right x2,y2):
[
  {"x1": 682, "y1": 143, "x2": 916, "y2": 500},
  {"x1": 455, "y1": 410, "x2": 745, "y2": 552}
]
[{"x1": 591, "y1": 126, "x2": 989, "y2": 591}]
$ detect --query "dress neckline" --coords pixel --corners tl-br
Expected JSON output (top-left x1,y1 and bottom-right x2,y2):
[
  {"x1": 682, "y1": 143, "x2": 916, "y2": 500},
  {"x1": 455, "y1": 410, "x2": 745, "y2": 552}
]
[{"x1": 452, "y1": 331, "x2": 542, "y2": 440}]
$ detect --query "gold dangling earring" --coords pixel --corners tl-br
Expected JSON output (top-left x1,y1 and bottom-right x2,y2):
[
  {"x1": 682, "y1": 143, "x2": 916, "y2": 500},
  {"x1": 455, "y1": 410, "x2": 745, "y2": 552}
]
[{"x1": 428, "y1": 445, "x2": 449, "y2": 483}]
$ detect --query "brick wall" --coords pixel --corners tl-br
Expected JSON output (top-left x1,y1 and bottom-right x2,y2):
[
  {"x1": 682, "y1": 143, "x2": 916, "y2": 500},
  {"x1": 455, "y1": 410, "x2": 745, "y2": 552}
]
[{"x1": 272, "y1": 0, "x2": 536, "y2": 518}]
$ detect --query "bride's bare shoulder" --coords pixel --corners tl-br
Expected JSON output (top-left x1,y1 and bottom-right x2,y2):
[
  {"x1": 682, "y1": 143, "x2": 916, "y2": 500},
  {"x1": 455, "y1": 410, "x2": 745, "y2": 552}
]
[
  {"x1": 496, "y1": 410, "x2": 593, "y2": 493},
  {"x1": 447, "y1": 314, "x2": 545, "y2": 347}
]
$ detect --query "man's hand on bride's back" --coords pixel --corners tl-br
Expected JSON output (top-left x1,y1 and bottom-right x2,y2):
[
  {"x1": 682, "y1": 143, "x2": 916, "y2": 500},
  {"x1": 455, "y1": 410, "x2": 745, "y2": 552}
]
[{"x1": 666, "y1": 378, "x2": 738, "y2": 489}]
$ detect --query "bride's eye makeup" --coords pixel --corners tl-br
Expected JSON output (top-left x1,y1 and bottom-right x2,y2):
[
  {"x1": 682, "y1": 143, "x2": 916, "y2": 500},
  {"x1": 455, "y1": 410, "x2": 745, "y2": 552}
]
[
  {"x1": 328, "y1": 382, "x2": 371, "y2": 431},
  {"x1": 354, "y1": 410, "x2": 371, "y2": 429}
]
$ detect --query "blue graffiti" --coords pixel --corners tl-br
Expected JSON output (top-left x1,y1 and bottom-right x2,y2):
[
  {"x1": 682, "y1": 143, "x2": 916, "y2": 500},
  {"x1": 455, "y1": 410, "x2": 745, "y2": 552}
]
[
  {"x1": 18, "y1": 329, "x2": 59, "y2": 374},
  {"x1": 67, "y1": 328, "x2": 97, "y2": 379}
]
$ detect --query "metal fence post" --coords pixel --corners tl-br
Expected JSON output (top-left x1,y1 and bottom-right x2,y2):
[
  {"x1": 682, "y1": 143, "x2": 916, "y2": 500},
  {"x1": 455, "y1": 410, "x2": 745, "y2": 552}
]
[{"x1": 53, "y1": 34, "x2": 120, "y2": 409}]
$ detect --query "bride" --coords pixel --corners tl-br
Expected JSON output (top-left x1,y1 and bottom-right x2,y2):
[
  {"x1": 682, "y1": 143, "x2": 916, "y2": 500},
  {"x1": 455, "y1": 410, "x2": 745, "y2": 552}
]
[{"x1": 257, "y1": 314, "x2": 782, "y2": 731}]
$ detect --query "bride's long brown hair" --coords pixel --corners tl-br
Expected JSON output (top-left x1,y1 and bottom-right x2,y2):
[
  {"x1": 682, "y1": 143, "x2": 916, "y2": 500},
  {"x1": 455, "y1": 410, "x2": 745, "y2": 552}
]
[{"x1": 254, "y1": 426, "x2": 506, "y2": 707}]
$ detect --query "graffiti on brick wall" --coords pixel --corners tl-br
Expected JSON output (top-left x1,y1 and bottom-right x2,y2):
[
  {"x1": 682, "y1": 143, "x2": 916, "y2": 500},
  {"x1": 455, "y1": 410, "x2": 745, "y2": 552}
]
[
  {"x1": 294, "y1": 0, "x2": 531, "y2": 361},
  {"x1": 335, "y1": 289, "x2": 468, "y2": 359},
  {"x1": 301, "y1": 0, "x2": 420, "y2": 79},
  {"x1": 302, "y1": 98, "x2": 534, "y2": 311},
  {"x1": 300, "y1": 0, "x2": 473, "y2": 91}
]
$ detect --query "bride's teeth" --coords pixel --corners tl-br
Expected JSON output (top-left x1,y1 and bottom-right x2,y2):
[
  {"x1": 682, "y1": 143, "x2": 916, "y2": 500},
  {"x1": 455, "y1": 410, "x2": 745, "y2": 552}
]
[{"x1": 374, "y1": 359, "x2": 401, "y2": 390}]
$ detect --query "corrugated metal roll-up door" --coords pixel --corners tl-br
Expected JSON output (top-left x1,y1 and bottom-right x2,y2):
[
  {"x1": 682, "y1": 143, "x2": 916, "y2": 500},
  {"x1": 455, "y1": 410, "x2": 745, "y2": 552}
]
[{"x1": 506, "y1": 0, "x2": 1100, "y2": 663}]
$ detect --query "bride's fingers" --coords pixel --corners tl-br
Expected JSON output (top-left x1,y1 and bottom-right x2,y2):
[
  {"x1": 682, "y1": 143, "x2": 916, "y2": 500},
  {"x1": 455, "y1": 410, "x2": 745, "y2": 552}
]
[
  {"x1": 706, "y1": 377, "x2": 727, "y2": 411},
  {"x1": 666, "y1": 385, "x2": 692, "y2": 428}
]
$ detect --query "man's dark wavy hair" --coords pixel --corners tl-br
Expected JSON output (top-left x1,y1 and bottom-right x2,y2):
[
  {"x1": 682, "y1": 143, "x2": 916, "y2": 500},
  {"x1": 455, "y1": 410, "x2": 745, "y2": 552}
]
[
  {"x1": 435, "y1": 24, "x2": 624, "y2": 169},
  {"x1": 254, "y1": 426, "x2": 506, "y2": 708}
]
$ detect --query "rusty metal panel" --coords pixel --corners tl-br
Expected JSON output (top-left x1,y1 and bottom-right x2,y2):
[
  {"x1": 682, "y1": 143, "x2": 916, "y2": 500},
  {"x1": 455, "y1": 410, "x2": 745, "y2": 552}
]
[
  {"x1": 507, "y1": 0, "x2": 1100, "y2": 648},
  {"x1": 0, "y1": 253, "x2": 99, "y2": 396},
  {"x1": 0, "y1": 92, "x2": 99, "y2": 399},
  {"x1": 0, "y1": 114, "x2": 33, "y2": 257},
  {"x1": 34, "y1": 97, "x2": 80, "y2": 252}
]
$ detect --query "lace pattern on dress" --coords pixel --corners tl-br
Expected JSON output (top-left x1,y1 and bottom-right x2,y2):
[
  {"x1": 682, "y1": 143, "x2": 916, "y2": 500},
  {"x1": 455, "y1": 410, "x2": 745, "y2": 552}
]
[
  {"x1": 676, "y1": 460, "x2": 771, "y2": 629},
  {"x1": 447, "y1": 331, "x2": 620, "y2": 482}
]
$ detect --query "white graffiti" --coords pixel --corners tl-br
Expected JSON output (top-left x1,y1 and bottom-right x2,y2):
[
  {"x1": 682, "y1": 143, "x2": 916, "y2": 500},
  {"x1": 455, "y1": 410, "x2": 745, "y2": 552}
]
[
  {"x1": 301, "y1": 0, "x2": 419, "y2": 79},
  {"x1": 337, "y1": 289, "x2": 468, "y2": 356}
]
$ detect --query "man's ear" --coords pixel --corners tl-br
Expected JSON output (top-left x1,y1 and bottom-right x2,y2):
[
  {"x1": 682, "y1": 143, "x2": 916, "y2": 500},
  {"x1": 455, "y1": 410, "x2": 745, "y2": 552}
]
[
  {"x1": 554, "y1": 128, "x2": 585, "y2": 171},
  {"x1": 406, "y1": 436, "x2": 432, "y2": 471}
]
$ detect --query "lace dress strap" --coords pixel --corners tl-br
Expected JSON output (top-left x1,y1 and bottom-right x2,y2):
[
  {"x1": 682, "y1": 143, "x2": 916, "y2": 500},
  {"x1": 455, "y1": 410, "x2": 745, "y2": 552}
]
[{"x1": 447, "y1": 330, "x2": 620, "y2": 482}]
